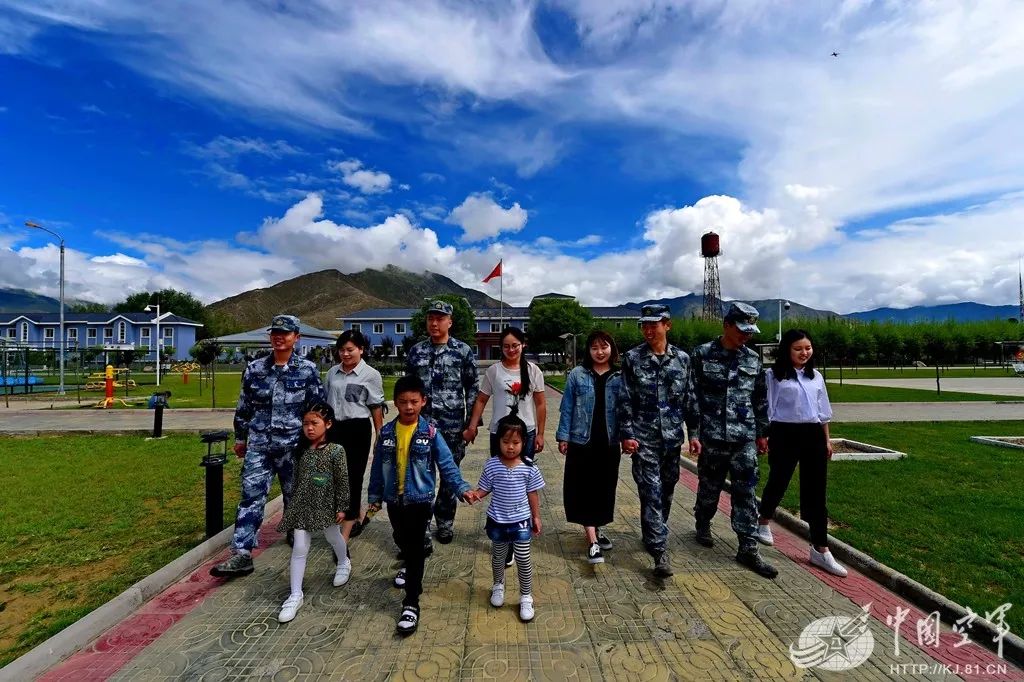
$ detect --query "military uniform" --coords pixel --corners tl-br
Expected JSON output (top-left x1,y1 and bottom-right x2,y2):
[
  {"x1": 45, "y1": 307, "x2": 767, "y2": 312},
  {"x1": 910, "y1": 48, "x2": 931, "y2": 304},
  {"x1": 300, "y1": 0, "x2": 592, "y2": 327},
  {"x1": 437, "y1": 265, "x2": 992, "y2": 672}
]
[
  {"x1": 619, "y1": 332, "x2": 698, "y2": 557},
  {"x1": 230, "y1": 317, "x2": 326, "y2": 555},
  {"x1": 404, "y1": 307, "x2": 479, "y2": 536},
  {"x1": 690, "y1": 314, "x2": 769, "y2": 555}
]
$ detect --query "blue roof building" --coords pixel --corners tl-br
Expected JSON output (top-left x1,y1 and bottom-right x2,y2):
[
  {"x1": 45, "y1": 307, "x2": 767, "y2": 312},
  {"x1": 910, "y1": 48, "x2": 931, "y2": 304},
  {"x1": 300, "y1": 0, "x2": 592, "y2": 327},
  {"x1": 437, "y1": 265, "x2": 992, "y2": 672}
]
[
  {"x1": 0, "y1": 312, "x2": 202, "y2": 362},
  {"x1": 339, "y1": 295, "x2": 635, "y2": 360}
]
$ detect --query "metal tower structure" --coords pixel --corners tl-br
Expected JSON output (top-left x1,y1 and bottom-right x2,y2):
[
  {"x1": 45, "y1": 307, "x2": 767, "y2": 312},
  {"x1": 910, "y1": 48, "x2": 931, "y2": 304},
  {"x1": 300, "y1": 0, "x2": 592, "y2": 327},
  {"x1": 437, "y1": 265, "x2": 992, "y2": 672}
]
[
  {"x1": 1018, "y1": 258, "x2": 1023, "y2": 324},
  {"x1": 701, "y1": 232, "x2": 722, "y2": 321}
]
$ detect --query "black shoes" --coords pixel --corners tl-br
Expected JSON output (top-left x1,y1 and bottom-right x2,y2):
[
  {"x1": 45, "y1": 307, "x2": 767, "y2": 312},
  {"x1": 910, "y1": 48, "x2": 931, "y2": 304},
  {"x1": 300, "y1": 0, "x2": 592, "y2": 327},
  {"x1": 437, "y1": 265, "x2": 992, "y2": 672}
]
[
  {"x1": 396, "y1": 604, "x2": 419, "y2": 634},
  {"x1": 736, "y1": 551, "x2": 779, "y2": 579},
  {"x1": 210, "y1": 553, "x2": 254, "y2": 577},
  {"x1": 436, "y1": 525, "x2": 454, "y2": 544},
  {"x1": 653, "y1": 552, "x2": 674, "y2": 577},
  {"x1": 694, "y1": 527, "x2": 714, "y2": 548}
]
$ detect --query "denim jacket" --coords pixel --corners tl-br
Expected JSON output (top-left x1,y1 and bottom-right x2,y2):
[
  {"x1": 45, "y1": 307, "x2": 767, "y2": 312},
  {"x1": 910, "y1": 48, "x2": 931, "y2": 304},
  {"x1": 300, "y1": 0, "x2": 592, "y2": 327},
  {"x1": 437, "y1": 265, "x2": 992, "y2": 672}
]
[
  {"x1": 367, "y1": 415, "x2": 471, "y2": 506},
  {"x1": 556, "y1": 366, "x2": 623, "y2": 445}
]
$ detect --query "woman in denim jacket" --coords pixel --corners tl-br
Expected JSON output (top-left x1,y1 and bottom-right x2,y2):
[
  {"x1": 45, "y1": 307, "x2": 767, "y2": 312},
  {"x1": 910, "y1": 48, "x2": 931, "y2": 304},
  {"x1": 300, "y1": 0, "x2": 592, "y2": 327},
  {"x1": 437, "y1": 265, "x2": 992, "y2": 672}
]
[{"x1": 556, "y1": 330, "x2": 624, "y2": 564}]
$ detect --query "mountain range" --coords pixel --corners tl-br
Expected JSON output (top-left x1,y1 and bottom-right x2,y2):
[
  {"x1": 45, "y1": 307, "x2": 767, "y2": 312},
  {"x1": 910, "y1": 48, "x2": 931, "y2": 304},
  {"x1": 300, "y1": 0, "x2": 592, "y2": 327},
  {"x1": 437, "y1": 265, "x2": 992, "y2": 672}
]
[{"x1": 2, "y1": 268, "x2": 1021, "y2": 327}]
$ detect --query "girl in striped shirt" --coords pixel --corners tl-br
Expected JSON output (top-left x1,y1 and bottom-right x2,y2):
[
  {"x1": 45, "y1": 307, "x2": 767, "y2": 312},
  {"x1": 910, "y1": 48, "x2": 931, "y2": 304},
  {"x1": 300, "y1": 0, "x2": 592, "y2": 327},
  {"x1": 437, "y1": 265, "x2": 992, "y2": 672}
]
[{"x1": 469, "y1": 415, "x2": 545, "y2": 622}]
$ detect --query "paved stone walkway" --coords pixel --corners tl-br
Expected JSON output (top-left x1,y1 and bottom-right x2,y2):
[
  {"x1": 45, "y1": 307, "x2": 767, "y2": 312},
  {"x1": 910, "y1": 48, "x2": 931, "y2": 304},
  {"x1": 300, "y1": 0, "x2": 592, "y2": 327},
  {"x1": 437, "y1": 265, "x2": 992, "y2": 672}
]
[
  {"x1": 830, "y1": 378, "x2": 1024, "y2": 398},
  {"x1": 35, "y1": 392, "x2": 1021, "y2": 681}
]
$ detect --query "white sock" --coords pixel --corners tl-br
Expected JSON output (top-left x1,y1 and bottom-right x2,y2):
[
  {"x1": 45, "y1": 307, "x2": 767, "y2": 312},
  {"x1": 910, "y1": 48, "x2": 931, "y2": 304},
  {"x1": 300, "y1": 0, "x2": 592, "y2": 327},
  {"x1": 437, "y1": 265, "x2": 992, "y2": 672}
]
[{"x1": 289, "y1": 529, "x2": 311, "y2": 596}]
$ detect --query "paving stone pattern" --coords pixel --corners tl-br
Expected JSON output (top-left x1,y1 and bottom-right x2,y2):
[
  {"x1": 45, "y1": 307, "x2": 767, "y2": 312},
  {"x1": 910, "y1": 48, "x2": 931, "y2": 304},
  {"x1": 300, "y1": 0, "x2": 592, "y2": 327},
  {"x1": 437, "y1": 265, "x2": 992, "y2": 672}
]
[{"x1": 39, "y1": 392, "x2": 1021, "y2": 681}]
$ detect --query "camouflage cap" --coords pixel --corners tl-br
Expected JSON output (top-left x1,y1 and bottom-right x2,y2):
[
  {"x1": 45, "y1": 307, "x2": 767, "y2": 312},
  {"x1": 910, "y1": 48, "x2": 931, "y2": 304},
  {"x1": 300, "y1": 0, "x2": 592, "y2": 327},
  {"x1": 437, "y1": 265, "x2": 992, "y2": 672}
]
[
  {"x1": 268, "y1": 314, "x2": 301, "y2": 333},
  {"x1": 638, "y1": 303, "x2": 671, "y2": 323},
  {"x1": 724, "y1": 302, "x2": 760, "y2": 333},
  {"x1": 426, "y1": 300, "x2": 454, "y2": 316}
]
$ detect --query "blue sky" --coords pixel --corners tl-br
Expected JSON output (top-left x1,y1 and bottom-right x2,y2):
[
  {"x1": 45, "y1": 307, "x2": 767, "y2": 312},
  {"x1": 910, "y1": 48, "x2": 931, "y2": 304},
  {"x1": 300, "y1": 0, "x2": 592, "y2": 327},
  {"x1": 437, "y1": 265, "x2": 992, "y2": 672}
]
[{"x1": 2, "y1": 1, "x2": 1024, "y2": 313}]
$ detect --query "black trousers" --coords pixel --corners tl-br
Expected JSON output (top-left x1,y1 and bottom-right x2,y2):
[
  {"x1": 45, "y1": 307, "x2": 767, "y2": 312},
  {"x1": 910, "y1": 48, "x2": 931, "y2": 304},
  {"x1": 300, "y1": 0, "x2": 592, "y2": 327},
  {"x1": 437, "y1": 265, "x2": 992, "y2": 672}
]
[
  {"x1": 329, "y1": 418, "x2": 373, "y2": 519},
  {"x1": 758, "y1": 422, "x2": 830, "y2": 547},
  {"x1": 386, "y1": 501, "x2": 433, "y2": 607}
]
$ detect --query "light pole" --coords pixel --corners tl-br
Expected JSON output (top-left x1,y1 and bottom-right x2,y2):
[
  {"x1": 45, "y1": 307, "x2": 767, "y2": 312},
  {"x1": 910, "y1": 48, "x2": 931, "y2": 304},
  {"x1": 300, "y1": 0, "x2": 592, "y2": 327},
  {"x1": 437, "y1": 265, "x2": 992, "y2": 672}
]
[
  {"x1": 25, "y1": 221, "x2": 65, "y2": 395},
  {"x1": 145, "y1": 303, "x2": 161, "y2": 386},
  {"x1": 777, "y1": 299, "x2": 790, "y2": 342}
]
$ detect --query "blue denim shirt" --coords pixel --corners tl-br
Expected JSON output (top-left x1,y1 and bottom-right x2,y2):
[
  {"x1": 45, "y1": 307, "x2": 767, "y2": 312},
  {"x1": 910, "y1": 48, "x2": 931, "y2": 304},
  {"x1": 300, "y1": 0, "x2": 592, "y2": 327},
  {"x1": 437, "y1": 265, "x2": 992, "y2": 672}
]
[
  {"x1": 367, "y1": 415, "x2": 471, "y2": 506},
  {"x1": 555, "y1": 366, "x2": 623, "y2": 446}
]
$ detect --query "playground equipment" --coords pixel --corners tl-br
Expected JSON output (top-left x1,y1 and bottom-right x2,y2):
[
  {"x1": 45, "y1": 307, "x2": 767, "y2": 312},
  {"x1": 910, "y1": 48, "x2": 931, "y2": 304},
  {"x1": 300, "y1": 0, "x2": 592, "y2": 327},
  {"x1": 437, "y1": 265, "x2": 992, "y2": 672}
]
[
  {"x1": 95, "y1": 365, "x2": 129, "y2": 408},
  {"x1": 84, "y1": 367, "x2": 136, "y2": 390}
]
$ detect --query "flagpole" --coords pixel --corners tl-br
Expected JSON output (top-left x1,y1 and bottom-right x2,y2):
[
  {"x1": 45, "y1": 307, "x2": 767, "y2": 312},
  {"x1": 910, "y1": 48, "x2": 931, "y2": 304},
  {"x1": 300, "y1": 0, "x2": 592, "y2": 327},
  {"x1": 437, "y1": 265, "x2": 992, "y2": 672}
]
[{"x1": 499, "y1": 258, "x2": 504, "y2": 331}]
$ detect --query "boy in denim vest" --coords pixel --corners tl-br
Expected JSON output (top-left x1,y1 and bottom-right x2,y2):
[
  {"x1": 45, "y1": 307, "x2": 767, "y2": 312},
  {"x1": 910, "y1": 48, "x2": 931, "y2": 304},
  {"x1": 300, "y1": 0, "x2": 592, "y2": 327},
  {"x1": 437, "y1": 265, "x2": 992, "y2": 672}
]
[{"x1": 367, "y1": 375, "x2": 475, "y2": 634}]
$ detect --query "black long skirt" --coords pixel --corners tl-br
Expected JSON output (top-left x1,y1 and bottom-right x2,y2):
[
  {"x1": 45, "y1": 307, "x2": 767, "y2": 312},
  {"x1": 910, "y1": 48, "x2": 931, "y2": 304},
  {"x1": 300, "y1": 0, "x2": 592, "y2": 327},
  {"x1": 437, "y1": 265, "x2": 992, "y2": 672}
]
[{"x1": 563, "y1": 442, "x2": 621, "y2": 527}]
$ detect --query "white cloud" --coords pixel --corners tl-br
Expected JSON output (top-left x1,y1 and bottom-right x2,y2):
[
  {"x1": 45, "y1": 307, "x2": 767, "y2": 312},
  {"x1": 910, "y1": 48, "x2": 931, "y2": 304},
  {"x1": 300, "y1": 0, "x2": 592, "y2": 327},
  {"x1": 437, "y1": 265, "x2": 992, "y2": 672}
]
[
  {"x1": 446, "y1": 193, "x2": 528, "y2": 242},
  {"x1": 185, "y1": 136, "x2": 303, "y2": 161},
  {"x1": 330, "y1": 158, "x2": 393, "y2": 194}
]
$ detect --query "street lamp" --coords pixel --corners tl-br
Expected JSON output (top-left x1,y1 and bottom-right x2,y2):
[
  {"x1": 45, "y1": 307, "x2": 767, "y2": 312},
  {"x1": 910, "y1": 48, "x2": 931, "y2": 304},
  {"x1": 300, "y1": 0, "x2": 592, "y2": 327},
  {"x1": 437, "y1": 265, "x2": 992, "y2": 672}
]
[
  {"x1": 777, "y1": 299, "x2": 790, "y2": 342},
  {"x1": 25, "y1": 221, "x2": 65, "y2": 396},
  {"x1": 144, "y1": 303, "x2": 161, "y2": 386}
]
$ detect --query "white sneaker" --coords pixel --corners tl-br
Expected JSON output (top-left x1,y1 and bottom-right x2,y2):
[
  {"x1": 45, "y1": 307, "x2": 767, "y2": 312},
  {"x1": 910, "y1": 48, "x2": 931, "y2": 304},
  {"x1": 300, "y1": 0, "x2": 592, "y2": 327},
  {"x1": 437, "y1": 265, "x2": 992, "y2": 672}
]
[
  {"x1": 519, "y1": 594, "x2": 535, "y2": 622},
  {"x1": 278, "y1": 593, "x2": 303, "y2": 623},
  {"x1": 809, "y1": 546, "x2": 848, "y2": 577},
  {"x1": 755, "y1": 523, "x2": 775, "y2": 546},
  {"x1": 490, "y1": 583, "x2": 505, "y2": 607},
  {"x1": 333, "y1": 558, "x2": 352, "y2": 587}
]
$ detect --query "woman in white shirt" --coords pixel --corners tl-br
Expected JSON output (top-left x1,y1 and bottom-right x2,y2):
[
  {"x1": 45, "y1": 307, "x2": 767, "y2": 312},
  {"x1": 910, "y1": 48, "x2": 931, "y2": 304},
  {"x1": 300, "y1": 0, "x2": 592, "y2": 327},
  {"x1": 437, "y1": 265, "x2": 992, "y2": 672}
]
[
  {"x1": 756, "y1": 329, "x2": 847, "y2": 577},
  {"x1": 325, "y1": 330, "x2": 385, "y2": 548},
  {"x1": 463, "y1": 326, "x2": 546, "y2": 466}
]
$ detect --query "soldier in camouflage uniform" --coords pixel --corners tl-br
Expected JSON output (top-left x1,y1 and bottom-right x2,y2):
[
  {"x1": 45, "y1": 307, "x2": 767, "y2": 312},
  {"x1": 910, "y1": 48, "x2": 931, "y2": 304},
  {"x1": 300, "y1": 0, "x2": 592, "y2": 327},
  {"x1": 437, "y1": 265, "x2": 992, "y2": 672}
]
[
  {"x1": 619, "y1": 304, "x2": 699, "y2": 578},
  {"x1": 690, "y1": 302, "x2": 777, "y2": 579},
  {"x1": 405, "y1": 300, "x2": 479, "y2": 545},
  {"x1": 211, "y1": 315, "x2": 326, "y2": 577}
]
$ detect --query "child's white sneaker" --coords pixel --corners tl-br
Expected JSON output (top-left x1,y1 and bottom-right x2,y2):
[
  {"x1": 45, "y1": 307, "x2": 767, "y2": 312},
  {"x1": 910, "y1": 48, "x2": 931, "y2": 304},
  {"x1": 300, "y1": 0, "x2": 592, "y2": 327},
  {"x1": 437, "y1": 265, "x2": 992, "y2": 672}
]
[
  {"x1": 519, "y1": 594, "x2": 535, "y2": 622},
  {"x1": 333, "y1": 558, "x2": 352, "y2": 587},
  {"x1": 755, "y1": 523, "x2": 774, "y2": 546},
  {"x1": 809, "y1": 546, "x2": 848, "y2": 577},
  {"x1": 490, "y1": 583, "x2": 505, "y2": 607},
  {"x1": 278, "y1": 593, "x2": 303, "y2": 623}
]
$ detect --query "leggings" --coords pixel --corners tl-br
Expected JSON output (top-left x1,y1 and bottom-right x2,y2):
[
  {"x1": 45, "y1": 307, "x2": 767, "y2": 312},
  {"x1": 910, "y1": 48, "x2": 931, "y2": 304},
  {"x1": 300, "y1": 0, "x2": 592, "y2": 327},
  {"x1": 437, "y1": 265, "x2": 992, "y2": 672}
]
[
  {"x1": 491, "y1": 541, "x2": 533, "y2": 595},
  {"x1": 289, "y1": 526, "x2": 348, "y2": 597}
]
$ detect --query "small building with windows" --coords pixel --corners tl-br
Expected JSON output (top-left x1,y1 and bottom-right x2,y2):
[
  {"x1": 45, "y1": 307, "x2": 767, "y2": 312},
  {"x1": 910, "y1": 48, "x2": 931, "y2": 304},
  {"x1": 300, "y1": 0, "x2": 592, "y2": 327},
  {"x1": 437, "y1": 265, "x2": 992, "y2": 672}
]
[
  {"x1": 208, "y1": 322, "x2": 338, "y2": 360},
  {"x1": 339, "y1": 294, "x2": 635, "y2": 360},
  {"x1": 0, "y1": 312, "x2": 202, "y2": 362}
]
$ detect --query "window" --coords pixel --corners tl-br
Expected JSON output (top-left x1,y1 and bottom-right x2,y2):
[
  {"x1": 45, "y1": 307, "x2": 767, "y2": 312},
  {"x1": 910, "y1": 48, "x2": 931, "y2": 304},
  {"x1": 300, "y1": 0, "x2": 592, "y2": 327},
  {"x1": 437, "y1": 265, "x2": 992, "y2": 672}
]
[
  {"x1": 471, "y1": 345, "x2": 480, "y2": 358},
  {"x1": 6, "y1": 328, "x2": 15, "y2": 339},
  {"x1": 351, "y1": 323, "x2": 361, "y2": 332},
  {"x1": 390, "y1": 343, "x2": 398, "y2": 356},
  {"x1": 88, "y1": 328, "x2": 97, "y2": 343},
  {"x1": 20, "y1": 322, "x2": 28, "y2": 343},
  {"x1": 141, "y1": 328, "x2": 151, "y2": 347},
  {"x1": 44, "y1": 328, "x2": 55, "y2": 341},
  {"x1": 615, "y1": 321, "x2": 623, "y2": 328},
  {"x1": 490, "y1": 322, "x2": 501, "y2": 333},
  {"x1": 103, "y1": 327, "x2": 113, "y2": 342},
  {"x1": 118, "y1": 321, "x2": 126, "y2": 343},
  {"x1": 395, "y1": 322, "x2": 406, "y2": 335},
  {"x1": 372, "y1": 323, "x2": 384, "y2": 334},
  {"x1": 522, "y1": 322, "x2": 529, "y2": 332},
  {"x1": 67, "y1": 328, "x2": 78, "y2": 343},
  {"x1": 163, "y1": 327, "x2": 174, "y2": 346}
]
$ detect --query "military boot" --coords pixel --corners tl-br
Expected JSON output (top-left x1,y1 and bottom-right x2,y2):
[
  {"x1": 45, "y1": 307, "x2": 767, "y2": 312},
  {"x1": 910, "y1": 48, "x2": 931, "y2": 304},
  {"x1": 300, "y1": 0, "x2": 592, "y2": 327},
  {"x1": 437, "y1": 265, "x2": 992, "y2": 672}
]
[
  {"x1": 736, "y1": 551, "x2": 778, "y2": 579},
  {"x1": 210, "y1": 552, "x2": 254, "y2": 578}
]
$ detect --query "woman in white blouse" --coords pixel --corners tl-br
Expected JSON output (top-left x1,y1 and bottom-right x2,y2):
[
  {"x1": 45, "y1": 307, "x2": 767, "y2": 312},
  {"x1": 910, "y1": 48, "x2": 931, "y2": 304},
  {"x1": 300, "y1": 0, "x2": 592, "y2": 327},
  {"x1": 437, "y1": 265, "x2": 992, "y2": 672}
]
[{"x1": 756, "y1": 329, "x2": 847, "y2": 577}]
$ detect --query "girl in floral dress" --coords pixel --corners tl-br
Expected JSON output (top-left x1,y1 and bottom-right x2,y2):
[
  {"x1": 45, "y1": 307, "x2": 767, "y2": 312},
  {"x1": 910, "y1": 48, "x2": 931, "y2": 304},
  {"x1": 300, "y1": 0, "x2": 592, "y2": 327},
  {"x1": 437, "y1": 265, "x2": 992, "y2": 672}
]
[{"x1": 276, "y1": 402, "x2": 350, "y2": 623}]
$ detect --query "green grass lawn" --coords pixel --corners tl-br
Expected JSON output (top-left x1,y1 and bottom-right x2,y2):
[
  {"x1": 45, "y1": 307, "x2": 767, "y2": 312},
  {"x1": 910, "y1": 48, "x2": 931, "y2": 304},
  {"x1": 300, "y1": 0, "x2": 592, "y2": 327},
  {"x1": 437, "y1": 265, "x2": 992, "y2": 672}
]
[
  {"x1": 822, "y1": 366, "x2": 1019, "y2": 379},
  {"x1": 0, "y1": 434, "x2": 262, "y2": 666},
  {"x1": 757, "y1": 420, "x2": 1024, "y2": 634},
  {"x1": 545, "y1": 374, "x2": 1011, "y2": 402},
  {"x1": 24, "y1": 372, "x2": 399, "y2": 409}
]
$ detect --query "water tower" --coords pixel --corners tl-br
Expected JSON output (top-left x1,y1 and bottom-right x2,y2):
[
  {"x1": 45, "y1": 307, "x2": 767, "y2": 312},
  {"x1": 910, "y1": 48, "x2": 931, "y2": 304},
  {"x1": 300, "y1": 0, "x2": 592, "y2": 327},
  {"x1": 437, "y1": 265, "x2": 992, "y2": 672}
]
[{"x1": 701, "y1": 231, "x2": 722, "y2": 321}]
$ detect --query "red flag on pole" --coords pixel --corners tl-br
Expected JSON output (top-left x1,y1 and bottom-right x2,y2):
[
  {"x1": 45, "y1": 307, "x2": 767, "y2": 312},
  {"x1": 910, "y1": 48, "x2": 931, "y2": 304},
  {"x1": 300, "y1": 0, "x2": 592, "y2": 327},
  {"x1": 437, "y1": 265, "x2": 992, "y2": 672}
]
[{"x1": 482, "y1": 260, "x2": 502, "y2": 283}]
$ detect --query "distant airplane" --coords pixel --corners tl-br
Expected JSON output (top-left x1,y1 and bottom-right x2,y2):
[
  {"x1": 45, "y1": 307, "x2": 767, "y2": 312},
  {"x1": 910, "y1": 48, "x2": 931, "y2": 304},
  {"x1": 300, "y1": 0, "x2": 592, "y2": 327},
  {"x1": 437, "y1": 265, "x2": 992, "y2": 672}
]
[{"x1": 831, "y1": 51, "x2": 839, "y2": 57}]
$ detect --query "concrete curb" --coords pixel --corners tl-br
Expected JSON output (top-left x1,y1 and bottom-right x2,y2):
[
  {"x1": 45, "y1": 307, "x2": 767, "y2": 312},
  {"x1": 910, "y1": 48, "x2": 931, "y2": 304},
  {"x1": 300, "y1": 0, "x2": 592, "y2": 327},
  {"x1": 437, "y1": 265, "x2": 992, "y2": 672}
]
[
  {"x1": 2, "y1": 496, "x2": 284, "y2": 682},
  {"x1": 678, "y1": 456, "x2": 1024, "y2": 668}
]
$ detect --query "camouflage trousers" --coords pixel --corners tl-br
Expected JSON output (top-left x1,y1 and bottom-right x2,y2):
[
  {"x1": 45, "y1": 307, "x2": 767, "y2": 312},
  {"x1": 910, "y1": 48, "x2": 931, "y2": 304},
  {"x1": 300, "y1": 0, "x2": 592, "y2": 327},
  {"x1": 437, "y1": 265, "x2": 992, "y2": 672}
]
[
  {"x1": 432, "y1": 432, "x2": 468, "y2": 531},
  {"x1": 693, "y1": 440, "x2": 759, "y2": 554},
  {"x1": 231, "y1": 448, "x2": 296, "y2": 553},
  {"x1": 630, "y1": 444, "x2": 682, "y2": 555}
]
